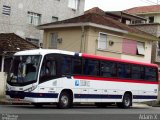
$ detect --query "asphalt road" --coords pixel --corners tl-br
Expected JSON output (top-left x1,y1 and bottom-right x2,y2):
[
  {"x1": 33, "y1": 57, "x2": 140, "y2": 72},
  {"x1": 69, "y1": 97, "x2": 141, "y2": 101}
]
[{"x1": 0, "y1": 104, "x2": 160, "y2": 120}]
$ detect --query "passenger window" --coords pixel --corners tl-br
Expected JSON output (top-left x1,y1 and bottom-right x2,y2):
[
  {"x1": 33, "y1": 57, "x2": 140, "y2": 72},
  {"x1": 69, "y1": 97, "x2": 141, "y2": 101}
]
[
  {"x1": 124, "y1": 64, "x2": 131, "y2": 79},
  {"x1": 40, "y1": 55, "x2": 56, "y2": 83},
  {"x1": 100, "y1": 61, "x2": 117, "y2": 77},
  {"x1": 83, "y1": 59, "x2": 99, "y2": 76},
  {"x1": 145, "y1": 67, "x2": 157, "y2": 81},
  {"x1": 72, "y1": 58, "x2": 82, "y2": 75},
  {"x1": 131, "y1": 65, "x2": 141, "y2": 79},
  {"x1": 62, "y1": 56, "x2": 72, "y2": 75},
  {"x1": 140, "y1": 66, "x2": 145, "y2": 80},
  {"x1": 117, "y1": 64, "x2": 131, "y2": 79}
]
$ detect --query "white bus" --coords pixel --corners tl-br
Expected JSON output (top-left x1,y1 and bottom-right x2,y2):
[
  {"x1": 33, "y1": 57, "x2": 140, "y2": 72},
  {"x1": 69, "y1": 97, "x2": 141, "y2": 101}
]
[{"x1": 6, "y1": 49, "x2": 159, "y2": 108}]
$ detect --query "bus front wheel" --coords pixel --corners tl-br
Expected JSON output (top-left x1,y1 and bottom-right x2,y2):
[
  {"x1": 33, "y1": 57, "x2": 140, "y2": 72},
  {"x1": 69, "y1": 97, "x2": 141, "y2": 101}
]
[
  {"x1": 58, "y1": 91, "x2": 72, "y2": 109},
  {"x1": 117, "y1": 93, "x2": 132, "y2": 108}
]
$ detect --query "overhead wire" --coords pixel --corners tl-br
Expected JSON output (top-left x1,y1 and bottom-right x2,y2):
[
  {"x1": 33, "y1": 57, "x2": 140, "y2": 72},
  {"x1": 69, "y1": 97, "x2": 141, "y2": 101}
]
[{"x1": 139, "y1": 0, "x2": 159, "y2": 4}]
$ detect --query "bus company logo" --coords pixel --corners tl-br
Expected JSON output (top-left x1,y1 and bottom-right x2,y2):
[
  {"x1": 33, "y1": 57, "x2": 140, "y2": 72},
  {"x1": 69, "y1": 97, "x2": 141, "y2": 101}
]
[{"x1": 75, "y1": 80, "x2": 79, "y2": 86}]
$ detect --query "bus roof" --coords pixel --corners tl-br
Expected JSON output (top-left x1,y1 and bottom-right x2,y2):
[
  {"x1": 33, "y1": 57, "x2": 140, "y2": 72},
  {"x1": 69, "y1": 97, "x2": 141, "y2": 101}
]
[
  {"x1": 14, "y1": 49, "x2": 158, "y2": 68},
  {"x1": 14, "y1": 49, "x2": 75, "y2": 56}
]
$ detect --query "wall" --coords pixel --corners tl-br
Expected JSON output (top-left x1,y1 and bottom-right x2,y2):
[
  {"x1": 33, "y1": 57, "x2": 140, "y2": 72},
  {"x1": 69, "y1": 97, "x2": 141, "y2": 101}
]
[
  {"x1": 43, "y1": 26, "x2": 153, "y2": 63},
  {"x1": 0, "y1": 0, "x2": 85, "y2": 43},
  {"x1": 0, "y1": 72, "x2": 7, "y2": 97},
  {"x1": 43, "y1": 27, "x2": 82, "y2": 52},
  {"x1": 86, "y1": 27, "x2": 123, "y2": 58}
]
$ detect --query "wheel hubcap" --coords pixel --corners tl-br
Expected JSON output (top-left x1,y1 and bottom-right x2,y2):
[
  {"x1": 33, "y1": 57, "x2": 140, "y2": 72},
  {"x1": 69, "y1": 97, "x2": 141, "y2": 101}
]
[
  {"x1": 61, "y1": 95, "x2": 68, "y2": 106},
  {"x1": 124, "y1": 97, "x2": 130, "y2": 106}
]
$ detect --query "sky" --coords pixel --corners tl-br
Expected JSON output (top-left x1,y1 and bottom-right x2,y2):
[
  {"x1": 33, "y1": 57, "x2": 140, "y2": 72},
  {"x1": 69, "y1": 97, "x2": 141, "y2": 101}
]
[{"x1": 85, "y1": 0, "x2": 159, "y2": 11}]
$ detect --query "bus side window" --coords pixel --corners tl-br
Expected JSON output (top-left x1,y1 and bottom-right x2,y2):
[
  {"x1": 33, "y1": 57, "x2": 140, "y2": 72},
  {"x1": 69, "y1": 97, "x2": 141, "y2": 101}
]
[
  {"x1": 117, "y1": 64, "x2": 131, "y2": 79},
  {"x1": 62, "y1": 56, "x2": 72, "y2": 75},
  {"x1": 140, "y1": 66, "x2": 145, "y2": 80},
  {"x1": 124, "y1": 64, "x2": 131, "y2": 79},
  {"x1": 83, "y1": 59, "x2": 99, "y2": 76},
  {"x1": 145, "y1": 67, "x2": 157, "y2": 81},
  {"x1": 100, "y1": 61, "x2": 117, "y2": 77},
  {"x1": 72, "y1": 58, "x2": 82, "y2": 75},
  {"x1": 131, "y1": 65, "x2": 141, "y2": 80},
  {"x1": 117, "y1": 64, "x2": 125, "y2": 78},
  {"x1": 39, "y1": 55, "x2": 57, "y2": 83}
]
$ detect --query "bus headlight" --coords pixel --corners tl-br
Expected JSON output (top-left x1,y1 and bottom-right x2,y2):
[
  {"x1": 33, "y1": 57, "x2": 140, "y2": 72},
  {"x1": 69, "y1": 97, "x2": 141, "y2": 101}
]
[{"x1": 24, "y1": 85, "x2": 37, "y2": 92}]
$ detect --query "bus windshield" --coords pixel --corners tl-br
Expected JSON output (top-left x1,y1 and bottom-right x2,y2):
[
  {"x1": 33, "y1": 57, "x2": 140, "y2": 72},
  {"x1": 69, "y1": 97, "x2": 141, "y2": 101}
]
[{"x1": 7, "y1": 55, "x2": 41, "y2": 86}]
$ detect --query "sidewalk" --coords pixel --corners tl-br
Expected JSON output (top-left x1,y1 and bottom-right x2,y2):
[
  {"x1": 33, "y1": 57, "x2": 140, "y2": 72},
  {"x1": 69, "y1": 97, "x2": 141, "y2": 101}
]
[{"x1": 132, "y1": 103, "x2": 150, "y2": 108}]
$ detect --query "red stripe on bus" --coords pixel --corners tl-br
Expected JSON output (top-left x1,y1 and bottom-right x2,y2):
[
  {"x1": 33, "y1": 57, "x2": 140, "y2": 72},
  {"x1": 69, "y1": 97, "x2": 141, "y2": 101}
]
[
  {"x1": 81, "y1": 54, "x2": 158, "y2": 68},
  {"x1": 73, "y1": 76, "x2": 159, "y2": 84}
]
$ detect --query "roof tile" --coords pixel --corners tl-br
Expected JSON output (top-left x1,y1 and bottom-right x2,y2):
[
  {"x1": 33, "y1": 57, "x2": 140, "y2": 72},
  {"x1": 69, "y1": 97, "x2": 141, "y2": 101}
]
[
  {"x1": 39, "y1": 11, "x2": 153, "y2": 36},
  {"x1": 124, "y1": 5, "x2": 160, "y2": 14},
  {"x1": 0, "y1": 33, "x2": 38, "y2": 54}
]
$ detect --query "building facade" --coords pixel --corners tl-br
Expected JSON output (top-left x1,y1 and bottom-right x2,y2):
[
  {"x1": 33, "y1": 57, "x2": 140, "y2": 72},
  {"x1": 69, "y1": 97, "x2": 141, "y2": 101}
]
[
  {"x1": 39, "y1": 9, "x2": 159, "y2": 64},
  {"x1": 0, "y1": 0, "x2": 85, "y2": 46},
  {"x1": 124, "y1": 5, "x2": 160, "y2": 67}
]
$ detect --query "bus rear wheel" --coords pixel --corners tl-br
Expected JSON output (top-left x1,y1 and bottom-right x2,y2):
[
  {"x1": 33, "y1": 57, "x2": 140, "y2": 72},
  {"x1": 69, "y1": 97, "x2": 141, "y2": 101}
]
[
  {"x1": 117, "y1": 93, "x2": 132, "y2": 108},
  {"x1": 58, "y1": 92, "x2": 72, "y2": 109}
]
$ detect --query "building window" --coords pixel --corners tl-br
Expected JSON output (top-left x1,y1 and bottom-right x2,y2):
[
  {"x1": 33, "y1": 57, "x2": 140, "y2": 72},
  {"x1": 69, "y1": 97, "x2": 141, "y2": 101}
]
[
  {"x1": 148, "y1": 16, "x2": 154, "y2": 23},
  {"x1": 137, "y1": 42, "x2": 145, "y2": 55},
  {"x1": 131, "y1": 20, "x2": 143, "y2": 24},
  {"x1": 52, "y1": 16, "x2": 58, "y2": 22},
  {"x1": 28, "y1": 12, "x2": 41, "y2": 26},
  {"x1": 2, "y1": 5, "x2": 11, "y2": 15},
  {"x1": 98, "y1": 32, "x2": 107, "y2": 50},
  {"x1": 122, "y1": 39, "x2": 137, "y2": 55},
  {"x1": 50, "y1": 33, "x2": 58, "y2": 49},
  {"x1": 123, "y1": 39, "x2": 145, "y2": 56},
  {"x1": 26, "y1": 38, "x2": 39, "y2": 46},
  {"x1": 68, "y1": 0, "x2": 79, "y2": 10}
]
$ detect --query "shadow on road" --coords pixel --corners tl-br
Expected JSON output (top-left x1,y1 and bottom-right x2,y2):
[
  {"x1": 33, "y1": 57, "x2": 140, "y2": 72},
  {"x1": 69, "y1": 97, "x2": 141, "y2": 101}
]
[{"x1": 2, "y1": 104, "x2": 150, "y2": 110}]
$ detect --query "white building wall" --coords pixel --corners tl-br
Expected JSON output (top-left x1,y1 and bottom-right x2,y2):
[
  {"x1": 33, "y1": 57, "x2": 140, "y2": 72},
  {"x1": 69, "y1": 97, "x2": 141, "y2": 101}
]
[
  {"x1": 0, "y1": 72, "x2": 7, "y2": 97},
  {"x1": 0, "y1": 0, "x2": 85, "y2": 44}
]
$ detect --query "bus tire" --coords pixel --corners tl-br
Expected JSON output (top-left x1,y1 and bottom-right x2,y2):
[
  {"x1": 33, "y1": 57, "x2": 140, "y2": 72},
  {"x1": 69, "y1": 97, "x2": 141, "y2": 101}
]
[
  {"x1": 117, "y1": 93, "x2": 132, "y2": 108},
  {"x1": 58, "y1": 91, "x2": 72, "y2": 109}
]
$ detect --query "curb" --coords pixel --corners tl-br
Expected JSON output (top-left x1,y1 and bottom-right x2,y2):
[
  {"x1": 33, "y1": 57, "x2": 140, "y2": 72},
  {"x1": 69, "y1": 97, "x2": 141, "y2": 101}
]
[
  {"x1": 151, "y1": 105, "x2": 160, "y2": 107},
  {"x1": 132, "y1": 103, "x2": 150, "y2": 108},
  {"x1": 0, "y1": 99, "x2": 31, "y2": 105}
]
